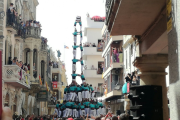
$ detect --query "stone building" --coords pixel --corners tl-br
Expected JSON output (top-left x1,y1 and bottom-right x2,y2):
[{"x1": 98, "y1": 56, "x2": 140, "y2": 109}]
[
  {"x1": 0, "y1": 0, "x2": 67, "y2": 116},
  {"x1": 105, "y1": 0, "x2": 180, "y2": 119}
]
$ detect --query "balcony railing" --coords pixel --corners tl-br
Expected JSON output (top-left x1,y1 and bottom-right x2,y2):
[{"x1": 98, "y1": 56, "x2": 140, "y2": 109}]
[
  {"x1": 3, "y1": 65, "x2": 31, "y2": 88},
  {"x1": 41, "y1": 42, "x2": 47, "y2": 50},
  {"x1": 25, "y1": 26, "x2": 41, "y2": 39},
  {"x1": 112, "y1": 53, "x2": 123, "y2": 63},
  {"x1": 95, "y1": 92, "x2": 104, "y2": 98}
]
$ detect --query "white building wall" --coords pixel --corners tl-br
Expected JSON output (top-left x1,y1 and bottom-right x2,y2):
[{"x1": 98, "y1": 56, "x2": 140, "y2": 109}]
[
  {"x1": 85, "y1": 55, "x2": 103, "y2": 69},
  {"x1": 87, "y1": 28, "x2": 103, "y2": 44},
  {"x1": 83, "y1": 15, "x2": 104, "y2": 89}
]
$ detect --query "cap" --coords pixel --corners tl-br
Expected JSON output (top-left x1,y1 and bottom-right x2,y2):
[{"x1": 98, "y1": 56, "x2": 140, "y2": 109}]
[{"x1": 10, "y1": 3, "x2": 13, "y2": 5}]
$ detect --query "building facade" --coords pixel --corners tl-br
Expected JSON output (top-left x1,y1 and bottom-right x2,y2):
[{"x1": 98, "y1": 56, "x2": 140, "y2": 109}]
[
  {"x1": 83, "y1": 15, "x2": 104, "y2": 97},
  {"x1": 101, "y1": 24, "x2": 124, "y2": 114},
  {"x1": 0, "y1": 0, "x2": 67, "y2": 117},
  {"x1": 104, "y1": 0, "x2": 177, "y2": 119}
]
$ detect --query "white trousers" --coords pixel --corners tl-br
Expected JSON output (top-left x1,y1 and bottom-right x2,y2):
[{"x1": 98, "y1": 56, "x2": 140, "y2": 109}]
[
  {"x1": 65, "y1": 108, "x2": 72, "y2": 117},
  {"x1": 73, "y1": 50, "x2": 76, "y2": 58},
  {"x1": 85, "y1": 108, "x2": 89, "y2": 116},
  {"x1": 96, "y1": 108, "x2": 101, "y2": 116},
  {"x1": 90, "y1": 109, "x2": 96, "y2": 117},
  {"x1": 58, "y1": 110, "x2": 61, "y2": 117},
  {"x1": 72, "y1": 64, "x2": 76, "y2": 71},
  {"x1": 63, "y1": 93, "x2": 66, "y2": 101},
  {"x1": 74, "y1": 36, "x2": 77, "y2": 44},
  {"x1": 70, "y1": 92, "x2": 76, "y2": 101},
  {"x1": 101, "y1": 107, "x2": 106, "y2": 116},
  {"x1": 73, "y1": 109, "x2": 78, "y2": 118},
  {"x1": 80, "y1": 26, "x2": 82, "y2": 31},
  {"x1": 63, "y1": 110, "x2": 66, "y2": 117},
  {"x1": 81, "y1": 64, "x2": 84, "y2": 72},
  {"x1": 91, "y1": 92, "x2": 95, "y2": 100},
  {"x1": 85, "y1": 91, "x2": 90, "y2": 99},
  {"x1": 82, "y1": 91, "x2": 85, "y2": 99},
  {"x1": 80, "y1": 109, "x2": 86, "y2": 116},
  {"x1": 78, "y1": 92, "x2": 82, "y2": 102},
  {"x1": 67, "y1": 93, "x2": 71, "y2": 101}
]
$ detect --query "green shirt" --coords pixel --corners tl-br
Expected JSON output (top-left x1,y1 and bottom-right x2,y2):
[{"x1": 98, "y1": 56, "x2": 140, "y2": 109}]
[
  {"x1": 97, "y1": 102, "x2": 103, "y2": 107},
  {"x1": 89, "y1": 104, "x2": 95, "y2": 108},
  {"x1": 80, "y1": 46, "x2": 83, "y2": 51},
  {"x1": 72, "y1": 74, "x2": 78, "y2": 77},
  {"x1": 79, "y1": 104, "x2": 85, "y2": 109},
  {"x1": 81, "y1": 75, "x2": 85, "y2": 79},
  {"x1": 72, "y1": 59, "x2": 79, "y2": 63},
  {"x1": 82, "y1": 86, "x2": 89, "y2": 91},
  {"x1": 89, "y1": 86, "x2": 94, "y2": 91},
  {"x1": 56, "y1": 104, "x2": 59, "y2": 108},
  {"x1": 83, "y1": 102, "x2": 90, "y2": 107},
  {"x1": 95, "y1": 104, "x2": 99, "y2": 109},
  {"x1": 72, "y1": 104, "x2": 78, "y2": 109},
  {"x1": 65, "y1": 102, "x2": 74, "y2": 107},
  {"x1": 69, "y1": 86, "x2": 77, "y2": 92},
  {"x1": 81, "y1": 60, "x2": 83, "y2": 65},
  {"x1": 73, "y1": 46, "x2": 79, "y2": 49},
  {"x1": 76, "y1": 87, "x2": 82, "y2": 92},
  {"x1": 73, "y1": 32, "x2": 78, "y2": 35},
  {"x1": 61, "y1": 104, "x2": 66, "y2": 109},
  {"x1": 64, "y1": 88, "x2": 68, "y2": 92}
]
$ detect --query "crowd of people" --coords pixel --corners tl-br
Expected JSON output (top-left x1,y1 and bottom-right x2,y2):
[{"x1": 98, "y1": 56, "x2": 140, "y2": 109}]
[
  {"x1": 125, "y1": 72, "x2": 140, "y2": 86},
  {"x1": 82, "y1": 41, "x2": 103, "y2": 52},
  {"x1": 7, "y1": 3, "x2": 41, "y2": 37},
  {"x1": 8, "y1": 56, "x2": 37, "y2": 78},
  {"x1": 2, "y1": 106, "x2": 130, "y2": 120}
]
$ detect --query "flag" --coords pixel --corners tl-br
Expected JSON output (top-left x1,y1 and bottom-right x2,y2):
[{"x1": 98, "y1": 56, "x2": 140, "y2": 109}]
[
  {"x1": 25, "y1": 76, "x2": 28, "y2": 85},
  {"x1": 46, "y1": 82, "x2": 49, "y2": 91},
  {"x1": 64, "y1": 45, "x2": 69, "y2": 49},
  {"x1": 39, "y1": 75, "x2": 42, "y2": 85}
]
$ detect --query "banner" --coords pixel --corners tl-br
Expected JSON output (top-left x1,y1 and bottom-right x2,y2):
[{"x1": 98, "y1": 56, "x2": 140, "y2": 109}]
[{"x1": 53, "y1": 82, "x2": 58, "y2": 88}]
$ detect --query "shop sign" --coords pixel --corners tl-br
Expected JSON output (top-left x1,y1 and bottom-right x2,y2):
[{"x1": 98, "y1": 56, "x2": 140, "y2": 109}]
[
  {"x1": 37, "y1": 90, "x2": 48, "y2": 101},
  {"x1": 53, "y1": 82, "x2": 58, "y2": 88}
]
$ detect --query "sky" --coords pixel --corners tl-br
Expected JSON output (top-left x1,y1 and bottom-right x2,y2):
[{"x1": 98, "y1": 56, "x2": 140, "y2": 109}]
[{"x1": 36, "y1": 0, "x2": 105, "y2": 85}]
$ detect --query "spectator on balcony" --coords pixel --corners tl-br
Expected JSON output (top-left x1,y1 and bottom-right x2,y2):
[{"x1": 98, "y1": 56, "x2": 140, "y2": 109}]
[
  {"x1": 12, "y1": 59, "x2": 16, "y2": 65},
  {"x1": 7, "y1": 3, "x2": 14, "y2": 26},
  {"x1": 53, "y1": 96, "x2": 57, "y2": 105},
  {"x1": 89, "y1": 43, "x2": 92, "y2": 47},
  {"x1": 97, "y1": 43, "x2": 102, "y2": 51},
  {"x1": 92, "y1": 43, "x2": 96, "y2": 47},
  {"x1": 91, "y1": 65, "x2": 95, "y2": 70},
  {"x1": 97, "y1": 68, "x2": 101, "y2": 74},
  {"x1": 131, "y1": 76, "x2": 137, "y2": 86},
  {"x1": 8, "y1": 57, "x2": 12, "y2": 65},
  {"x1": 125, "y1": 73, "x2": 132, "y2": 84},
  {"x1": 16, "y1": 59, "x2": 19, "y2": 66}
]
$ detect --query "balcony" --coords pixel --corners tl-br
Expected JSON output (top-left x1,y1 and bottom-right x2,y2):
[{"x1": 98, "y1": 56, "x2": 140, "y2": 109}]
[
  {"x1": 41, "y1": 42, "x2": 47, "y2": 51},
  {"x1": 83, "y1": 47, "x2": 102, "y2": 59},
  {"x1": 47, "y1": 101, "x2": 56, "y2": 108},
  {"x1": 102, "y1": 36, "x2": 123, "y2": 57},
  {"x1": 105, "y1": 0, "x2": 165, "y2": 35},
  {"x1": 3, "y1": 65, "x2": 30, "y2": 88},
  {"x1": 83, "y1": 69, "x2": 102, "y2": 78},
  {"x1": 103, "y1": 53, "x2": 123, "y2": 78},
  {"x1": 6, "y1": 13, "x2": 18, "y2": 34},
  {"x1": 25, "y1": 26, "x2": 41, "y2": 39},
  {"x1": 102, "y1": 90, "x2": 122, "y2": 100}
]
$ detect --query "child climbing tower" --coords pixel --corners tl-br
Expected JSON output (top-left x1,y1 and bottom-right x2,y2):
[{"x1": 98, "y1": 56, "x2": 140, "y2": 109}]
[{"x1": 72, "y1": 16, "x2": 85, "y2": 84}]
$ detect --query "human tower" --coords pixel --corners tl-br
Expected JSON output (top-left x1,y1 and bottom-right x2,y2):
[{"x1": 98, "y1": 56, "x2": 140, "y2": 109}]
[{"x1": 54, "y1": 16, "x2": 106, "y2": 118}]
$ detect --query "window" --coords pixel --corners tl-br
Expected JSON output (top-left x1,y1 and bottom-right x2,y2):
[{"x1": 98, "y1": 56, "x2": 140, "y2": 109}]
[
  {"x1": 52, "y1": 73, "x2": 58, "y2": 82},
  {"x1": 97, "y1": 62, "x2": 104, "y2": 74},
  {"x1": 97, "y1": 39, "x2": 103, "y2": 52}
]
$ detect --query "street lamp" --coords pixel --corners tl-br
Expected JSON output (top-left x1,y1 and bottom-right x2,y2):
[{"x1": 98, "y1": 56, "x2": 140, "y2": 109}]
[{"x1": 0, "y1": 11, "x2": 5, "y2": 19}]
